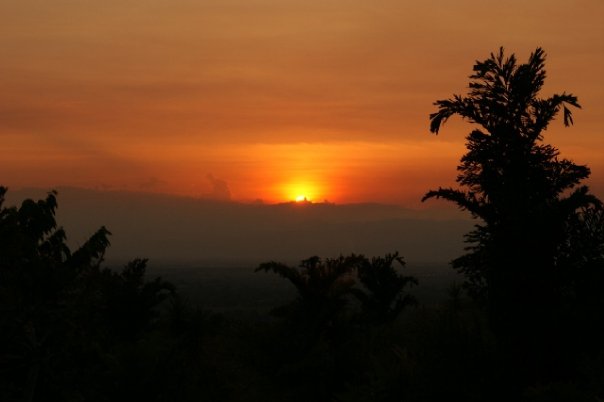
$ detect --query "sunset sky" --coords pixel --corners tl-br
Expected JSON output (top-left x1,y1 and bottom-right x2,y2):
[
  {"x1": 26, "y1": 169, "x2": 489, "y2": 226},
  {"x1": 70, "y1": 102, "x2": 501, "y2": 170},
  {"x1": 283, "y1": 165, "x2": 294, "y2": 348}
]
[{"x1": 2, "y1": 0, "x2": 603, "y2": 205}]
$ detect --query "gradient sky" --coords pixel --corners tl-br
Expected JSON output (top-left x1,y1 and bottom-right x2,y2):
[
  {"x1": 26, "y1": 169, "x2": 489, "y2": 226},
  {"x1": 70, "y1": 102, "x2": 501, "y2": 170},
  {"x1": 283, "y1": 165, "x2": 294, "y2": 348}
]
[{"x1": 2, "y1": 0, "x2": 603, "y2": 205}]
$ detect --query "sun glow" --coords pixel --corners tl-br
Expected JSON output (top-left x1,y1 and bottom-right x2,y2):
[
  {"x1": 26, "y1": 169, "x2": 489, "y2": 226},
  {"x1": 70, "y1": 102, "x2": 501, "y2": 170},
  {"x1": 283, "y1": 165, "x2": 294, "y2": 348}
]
[{"x1": 281, "y1": 180, "x2": 322, "y2": 203}]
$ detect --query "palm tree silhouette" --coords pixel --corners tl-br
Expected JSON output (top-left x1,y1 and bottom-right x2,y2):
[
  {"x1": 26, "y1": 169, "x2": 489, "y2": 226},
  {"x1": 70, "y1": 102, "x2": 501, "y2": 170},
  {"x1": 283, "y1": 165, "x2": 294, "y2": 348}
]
[
  {"x1": 423, "y1": 47, "x2": 601, "y2": 352},
  {"x1": 256, "y1": 256, "x2": 357, "y2": 339}
]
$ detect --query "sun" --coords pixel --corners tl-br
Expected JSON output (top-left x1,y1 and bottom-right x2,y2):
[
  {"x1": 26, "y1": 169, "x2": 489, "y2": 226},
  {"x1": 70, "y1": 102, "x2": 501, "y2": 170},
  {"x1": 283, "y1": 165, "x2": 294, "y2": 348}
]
[
  {"x1": 295, "y1": 195, "x2": 308, "y2": 202},
  {"x1": 280, "y1": 180, "x2": 320, "y2": 203}
]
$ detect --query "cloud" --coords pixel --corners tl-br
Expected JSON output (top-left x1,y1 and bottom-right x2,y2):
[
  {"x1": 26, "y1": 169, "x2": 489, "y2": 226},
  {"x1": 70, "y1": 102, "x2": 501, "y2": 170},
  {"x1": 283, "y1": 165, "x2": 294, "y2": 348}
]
[{"x1": 206, "y1": 174, "x2": 231, "y2": 200}]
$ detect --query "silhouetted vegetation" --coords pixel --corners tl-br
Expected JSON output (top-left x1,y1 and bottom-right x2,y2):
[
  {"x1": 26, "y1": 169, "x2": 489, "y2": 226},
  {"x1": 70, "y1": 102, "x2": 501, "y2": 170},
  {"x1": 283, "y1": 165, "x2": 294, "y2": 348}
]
[
  {"x1": 256, "y1": 253, "x2": 417, "y2": 327},
  {"x1": 424, "y1": 47, "x2": 604, "y2": 389},
  {"x1": 1, "y1": 48, "x2": 603, "y2": 402},
  {"x1": 253, "y1": 254, "x2": 417, "y2": 399},
  {"x1": 0, "y1": 187, "x2": 223, "y2": 401}
]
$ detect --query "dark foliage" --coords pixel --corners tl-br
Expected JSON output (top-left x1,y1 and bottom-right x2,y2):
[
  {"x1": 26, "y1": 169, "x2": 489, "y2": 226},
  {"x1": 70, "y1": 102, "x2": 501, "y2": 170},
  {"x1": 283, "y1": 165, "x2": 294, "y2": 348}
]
[
  {"x1": 255, "y1": 253, "x2": 417, "y2": 398},
  {"x1": 256, "y1": 253, "x2": 417, "y2": 330},
  {"x1": 351, "y1": 253, "x2": 418, "y2": 324},
  {"x1": 1, "y1": 48, "x2": 603, "y2": 402},
  {"x1": 423, "y1": 47, "x2": 604, "y2": 384},
  {"x1": 0, "y1": 187, "x2": 222, "y2": 402}
]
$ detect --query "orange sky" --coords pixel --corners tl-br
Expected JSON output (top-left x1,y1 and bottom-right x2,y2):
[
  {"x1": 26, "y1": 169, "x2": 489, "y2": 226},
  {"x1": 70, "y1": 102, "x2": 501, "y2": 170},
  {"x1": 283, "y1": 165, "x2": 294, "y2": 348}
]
[{"x1": 1, "y1": 0, "x2": 603, "y2": 205}]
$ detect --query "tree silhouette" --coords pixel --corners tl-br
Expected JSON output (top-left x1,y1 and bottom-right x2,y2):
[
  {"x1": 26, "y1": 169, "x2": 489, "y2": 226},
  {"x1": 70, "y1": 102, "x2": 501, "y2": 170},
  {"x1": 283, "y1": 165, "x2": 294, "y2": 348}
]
[
  {"x1": 256, "y1": 255, "x2": 357, "y2": 344},
  {"x1": 0, "y1": 187, "x2": 175, "y2": 401},
  {"x1": 256, "y1": 253, "x2": 417, "y2": 332},
  {"x1": 256, "y1": 253, "x2": 417, "y2": 399},
  {"x1": 422, "y1": 48, "x2": 602, "y2": 374},
  {"x1": 351, "y1": 252, "x2": 417, "y2": 325}
]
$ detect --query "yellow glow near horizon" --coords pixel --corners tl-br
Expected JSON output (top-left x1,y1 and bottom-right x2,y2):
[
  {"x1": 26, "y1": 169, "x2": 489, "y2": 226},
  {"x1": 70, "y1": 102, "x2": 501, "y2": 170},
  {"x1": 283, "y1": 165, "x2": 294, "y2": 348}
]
[{"x1": 282, "y1": 180, "x2": 321, "y2": 203}]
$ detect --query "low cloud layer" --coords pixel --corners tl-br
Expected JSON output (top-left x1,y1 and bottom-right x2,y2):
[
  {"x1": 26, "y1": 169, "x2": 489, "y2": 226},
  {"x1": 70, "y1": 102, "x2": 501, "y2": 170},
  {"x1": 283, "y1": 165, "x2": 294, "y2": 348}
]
[{"x1": 205, "y1": 174, "x2": 231, "y2": 200}]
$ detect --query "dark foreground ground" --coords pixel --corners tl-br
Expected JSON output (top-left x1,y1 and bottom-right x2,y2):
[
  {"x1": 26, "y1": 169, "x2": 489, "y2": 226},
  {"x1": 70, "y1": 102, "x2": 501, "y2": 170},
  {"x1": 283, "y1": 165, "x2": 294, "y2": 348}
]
[
  {"x1": 4, "y1": 259, "x2": 603, "y2": 402},
  {"x1": 99, "y1": 262, "x2": 602, "y2": 402}
]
